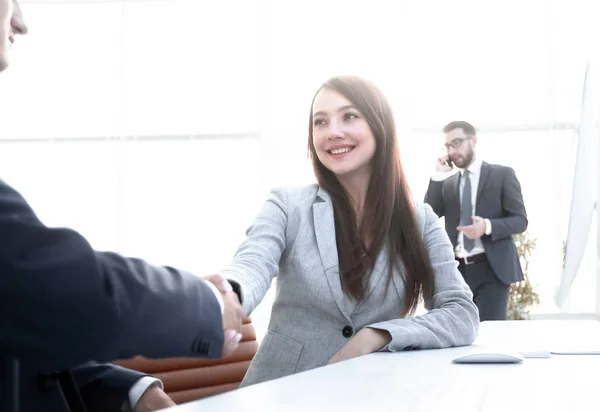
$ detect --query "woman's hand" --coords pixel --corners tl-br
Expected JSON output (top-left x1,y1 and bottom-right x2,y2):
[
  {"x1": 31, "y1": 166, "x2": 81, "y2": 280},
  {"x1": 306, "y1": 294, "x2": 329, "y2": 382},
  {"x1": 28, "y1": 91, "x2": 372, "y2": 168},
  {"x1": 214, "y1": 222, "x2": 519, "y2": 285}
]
[{"x1": 327, "y1": 328, "x2": 391, "y2": 365}]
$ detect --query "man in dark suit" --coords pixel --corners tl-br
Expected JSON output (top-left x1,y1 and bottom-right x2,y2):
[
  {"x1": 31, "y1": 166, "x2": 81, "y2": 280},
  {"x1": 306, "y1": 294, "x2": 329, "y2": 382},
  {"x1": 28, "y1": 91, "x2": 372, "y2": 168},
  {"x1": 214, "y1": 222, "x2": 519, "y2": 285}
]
[
  {"x1": 424, "y1": 121, "x2": 528, "y2": 321},
  {"x1": 1, "y1": 2, "x2": 243, "y2": 411}
]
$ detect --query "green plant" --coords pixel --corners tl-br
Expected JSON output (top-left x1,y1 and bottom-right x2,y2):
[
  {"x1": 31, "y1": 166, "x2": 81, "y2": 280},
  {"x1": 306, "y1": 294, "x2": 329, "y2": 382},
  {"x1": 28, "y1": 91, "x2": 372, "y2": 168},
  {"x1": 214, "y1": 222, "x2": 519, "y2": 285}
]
[{"x1": 507, "y1": 231, "x2": 540, "y2": 320}]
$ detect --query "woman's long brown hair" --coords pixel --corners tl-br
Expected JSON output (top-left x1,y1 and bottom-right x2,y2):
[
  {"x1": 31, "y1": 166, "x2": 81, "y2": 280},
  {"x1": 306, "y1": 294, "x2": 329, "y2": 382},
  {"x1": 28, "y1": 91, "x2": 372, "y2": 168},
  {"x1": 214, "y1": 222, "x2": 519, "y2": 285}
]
[{"x1": 308, "y1": 76, "x2": 434, "y2": 317}]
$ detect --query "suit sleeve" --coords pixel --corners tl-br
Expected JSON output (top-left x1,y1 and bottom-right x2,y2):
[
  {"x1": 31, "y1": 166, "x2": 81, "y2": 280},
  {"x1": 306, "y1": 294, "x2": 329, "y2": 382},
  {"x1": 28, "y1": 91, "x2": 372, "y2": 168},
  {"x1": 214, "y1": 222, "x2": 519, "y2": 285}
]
[
  {"x1": 366, "y1": 204, "x2": 479, "y2": 351},
  {"x1": 0, "y1": 179, "x2": 224, "y2": 371},
  {"x1": 220, "y1": 188, "x2": 288, "y2": 316},
  {"x1": 71, "y1": 362, "x2": 148, "y2": 412},
  {"x1": 423, "y1": 179, "x2": 445, "y2": 217},
  {"x1": 489, "y1": 167, "x2": 528, "y2": 241}
]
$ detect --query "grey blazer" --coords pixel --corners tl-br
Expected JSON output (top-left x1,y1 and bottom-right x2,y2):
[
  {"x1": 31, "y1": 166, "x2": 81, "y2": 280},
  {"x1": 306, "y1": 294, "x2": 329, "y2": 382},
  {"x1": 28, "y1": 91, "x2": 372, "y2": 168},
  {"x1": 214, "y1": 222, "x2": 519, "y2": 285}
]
[{"x1": 222, "y1": 185, "x2": 479, "y2": 387}]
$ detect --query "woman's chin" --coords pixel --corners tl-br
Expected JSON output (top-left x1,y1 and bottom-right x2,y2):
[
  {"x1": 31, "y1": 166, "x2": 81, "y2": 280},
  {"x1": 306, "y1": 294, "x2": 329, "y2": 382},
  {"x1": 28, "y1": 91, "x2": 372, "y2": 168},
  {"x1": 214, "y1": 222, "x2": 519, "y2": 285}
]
[
  {"x1": 329, "y1": 166, "x2": 351, "y2": 176},
  {"x1": 331, "y1": 166, "x2": 363, "y2": 179}
]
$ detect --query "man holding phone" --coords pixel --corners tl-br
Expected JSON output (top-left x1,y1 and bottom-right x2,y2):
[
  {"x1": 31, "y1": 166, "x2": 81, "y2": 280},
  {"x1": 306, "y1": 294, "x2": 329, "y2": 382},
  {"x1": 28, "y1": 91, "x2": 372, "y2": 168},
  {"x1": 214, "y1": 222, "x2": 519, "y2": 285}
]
[{"x1": 424, "y1": 121, "x2": 528, "y2": 321}]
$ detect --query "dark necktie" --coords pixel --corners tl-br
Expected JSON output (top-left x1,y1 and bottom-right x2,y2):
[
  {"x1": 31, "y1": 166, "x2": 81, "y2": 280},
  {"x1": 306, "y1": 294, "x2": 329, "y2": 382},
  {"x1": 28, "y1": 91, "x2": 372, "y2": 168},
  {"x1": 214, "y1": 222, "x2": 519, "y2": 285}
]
[{"x1": 461, "y1": 170, "x2": 474, "y2": 251}]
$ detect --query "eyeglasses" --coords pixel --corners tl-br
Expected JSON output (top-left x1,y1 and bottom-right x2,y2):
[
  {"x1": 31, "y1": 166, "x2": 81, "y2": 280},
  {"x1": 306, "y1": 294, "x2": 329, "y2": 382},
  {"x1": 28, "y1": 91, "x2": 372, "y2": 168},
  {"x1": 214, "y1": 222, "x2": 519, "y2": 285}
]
[{"x1": 444, "y1": 136, "x2": 472, "y2": 150}]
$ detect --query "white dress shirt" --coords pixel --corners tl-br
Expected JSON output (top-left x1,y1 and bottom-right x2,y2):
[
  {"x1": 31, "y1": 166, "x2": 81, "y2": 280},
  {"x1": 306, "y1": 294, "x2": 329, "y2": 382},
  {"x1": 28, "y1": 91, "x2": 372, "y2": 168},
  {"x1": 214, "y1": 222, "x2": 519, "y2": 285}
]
[
  {"x1": 123, "y1": 377, "x2": 163, "y2": 412},
  {"x1": 431, "y1": 158, "x2": 492, "y2": 258},
  {"x1": 123, "y1": 279, "x2": 224, "y2": 411},
  {"x1": 204, "y1": 279, "x2": 225, "y2": 314}
]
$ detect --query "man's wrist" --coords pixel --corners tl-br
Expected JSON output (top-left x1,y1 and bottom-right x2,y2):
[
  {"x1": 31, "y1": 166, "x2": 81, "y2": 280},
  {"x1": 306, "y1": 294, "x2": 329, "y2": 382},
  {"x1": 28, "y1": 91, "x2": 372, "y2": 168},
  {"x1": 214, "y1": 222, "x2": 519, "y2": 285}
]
[
  {"x1": 484, "y1": 218, "x2": 492, "y2": 235},
  {"x1": 127, "y1": 377, "x2": 162, "y2": 411},
  {"x1": 204, "y1": 279, "x2": 224, "y2": 314}
]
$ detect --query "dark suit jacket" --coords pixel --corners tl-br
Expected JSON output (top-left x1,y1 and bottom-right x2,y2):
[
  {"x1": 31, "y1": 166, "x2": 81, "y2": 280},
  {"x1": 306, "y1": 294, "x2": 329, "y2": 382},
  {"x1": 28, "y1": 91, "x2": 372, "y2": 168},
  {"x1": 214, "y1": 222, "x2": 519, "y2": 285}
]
[
  {"x1": 0, "y1": 178, "x2": 225, "y2": 411},
  {"x1": 424, "y1": 161, "x2": 528, "y2": 285},
  {"x1": 6, "y1": 360, "x2": 147, "y2": 412}
]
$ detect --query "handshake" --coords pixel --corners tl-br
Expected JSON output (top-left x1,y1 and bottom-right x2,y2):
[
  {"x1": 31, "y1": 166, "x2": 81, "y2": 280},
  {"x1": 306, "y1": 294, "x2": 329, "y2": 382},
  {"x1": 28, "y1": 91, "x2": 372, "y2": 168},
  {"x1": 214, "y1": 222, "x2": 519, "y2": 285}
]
[{"x1": 205, "y1": 274, "x2": 245, "y2": 357}]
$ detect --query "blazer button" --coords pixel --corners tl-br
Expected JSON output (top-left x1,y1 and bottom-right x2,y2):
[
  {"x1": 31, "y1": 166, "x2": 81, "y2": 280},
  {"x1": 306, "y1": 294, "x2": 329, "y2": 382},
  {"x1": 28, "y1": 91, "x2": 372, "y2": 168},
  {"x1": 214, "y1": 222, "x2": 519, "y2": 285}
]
[{"x1": 342, "y1": 325, "x2": 354, "y2": 338}]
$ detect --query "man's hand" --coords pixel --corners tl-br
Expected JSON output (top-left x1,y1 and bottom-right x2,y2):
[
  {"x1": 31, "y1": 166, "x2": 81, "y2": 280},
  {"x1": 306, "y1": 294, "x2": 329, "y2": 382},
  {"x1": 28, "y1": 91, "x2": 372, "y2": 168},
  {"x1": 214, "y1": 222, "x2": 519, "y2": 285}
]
[
  {"x1": 206, "y1": 273, "x2": 235, "y2": 295},
  {"x1": 435, "y1": 154, "x2": 453, "y2": 173},
  {"x1": 221, "y1": 292, "x2": 244, "y2": 357},
  {"x1": 457, "y1": 216, "x2": 486, "y2": 239},
  {"x1": 134, "y1": 385, "x2": 176, "y2": 412},
  {"x1": 327, "y1": 328, "x2": 391, "y2": 365},
  {"x1": 205, "y1": 274, "x2": 244, "y2": 357}
]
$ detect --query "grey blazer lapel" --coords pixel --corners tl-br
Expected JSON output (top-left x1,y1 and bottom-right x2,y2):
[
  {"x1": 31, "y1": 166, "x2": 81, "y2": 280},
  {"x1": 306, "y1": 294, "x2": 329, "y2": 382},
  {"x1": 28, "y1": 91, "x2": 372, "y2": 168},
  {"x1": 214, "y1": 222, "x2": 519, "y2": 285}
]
[
  {"x1": 354, "y1": 244, "x2": 389, "y2": 312},
  {"x1": 312, "y1": 187, "x2": 352, "y2": 321},
  {"x1": 476, "y1": 161, "x2": 491, "y2": 206},
  {"x1": 351, "y1": 244, "x2": 392, "y2": 316}
]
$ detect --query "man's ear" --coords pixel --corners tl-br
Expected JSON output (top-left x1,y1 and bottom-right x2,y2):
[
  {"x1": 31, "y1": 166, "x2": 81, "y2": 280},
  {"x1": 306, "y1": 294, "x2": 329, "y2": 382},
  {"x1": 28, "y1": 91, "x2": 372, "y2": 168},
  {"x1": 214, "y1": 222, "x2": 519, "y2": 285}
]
[{"x1": 471, "y1": 136, "x2": 478, "y2": 145}]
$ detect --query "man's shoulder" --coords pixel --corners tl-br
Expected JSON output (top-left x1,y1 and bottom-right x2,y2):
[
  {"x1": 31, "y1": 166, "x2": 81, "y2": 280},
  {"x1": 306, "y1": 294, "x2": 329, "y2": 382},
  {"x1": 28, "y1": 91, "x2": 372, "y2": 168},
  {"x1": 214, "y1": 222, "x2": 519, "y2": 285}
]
[{"x1": 483, "y1": 161, "x2": 516, "y2": 176}]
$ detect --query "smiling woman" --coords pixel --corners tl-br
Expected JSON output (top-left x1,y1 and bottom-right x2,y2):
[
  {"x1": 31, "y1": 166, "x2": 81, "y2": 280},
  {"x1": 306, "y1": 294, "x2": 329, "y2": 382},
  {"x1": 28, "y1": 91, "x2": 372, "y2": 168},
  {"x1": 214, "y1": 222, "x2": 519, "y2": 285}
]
[
  {"x1": 311, "y1": 88, "x2": 376, "y2": 186},
  {"x1": 219, "y1": 75, "x2": 479, "y2": 388}
]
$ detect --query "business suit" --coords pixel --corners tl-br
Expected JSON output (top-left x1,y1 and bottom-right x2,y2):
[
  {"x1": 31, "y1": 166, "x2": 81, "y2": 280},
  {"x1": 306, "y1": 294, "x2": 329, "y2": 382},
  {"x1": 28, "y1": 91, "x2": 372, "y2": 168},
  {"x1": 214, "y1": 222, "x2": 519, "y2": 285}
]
[
  {"x1": 424, "y1": 161, "x2": 528, "y2": 320},
  {"x1": 10, "y1": 361, "x2": 147, "y2": 412},
  {"x1": 0, "y1": 178, "x2": 224, "y2": 411},
  {"x1": 222, "y1": 185, "x2": 479, "y2": 386}
]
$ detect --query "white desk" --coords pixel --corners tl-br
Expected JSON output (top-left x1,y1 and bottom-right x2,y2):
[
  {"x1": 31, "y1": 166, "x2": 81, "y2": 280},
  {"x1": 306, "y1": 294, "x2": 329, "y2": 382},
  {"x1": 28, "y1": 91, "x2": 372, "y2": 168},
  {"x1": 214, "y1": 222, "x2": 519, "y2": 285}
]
[{"x1": 166, "y1": 320, "x2": 600, "y2": 411}]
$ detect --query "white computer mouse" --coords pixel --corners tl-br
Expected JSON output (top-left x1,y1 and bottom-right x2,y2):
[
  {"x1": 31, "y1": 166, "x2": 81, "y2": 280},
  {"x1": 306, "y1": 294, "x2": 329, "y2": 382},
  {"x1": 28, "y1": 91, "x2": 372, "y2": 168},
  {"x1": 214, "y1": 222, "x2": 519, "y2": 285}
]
[{"x1": 452, "y1": 350, "x2": 524, "y2": 364}]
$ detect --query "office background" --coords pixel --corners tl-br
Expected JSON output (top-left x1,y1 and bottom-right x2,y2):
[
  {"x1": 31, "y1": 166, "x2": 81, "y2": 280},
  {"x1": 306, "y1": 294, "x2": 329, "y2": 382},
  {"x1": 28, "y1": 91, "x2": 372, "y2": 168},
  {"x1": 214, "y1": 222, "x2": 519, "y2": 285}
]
[{"x1": 1, "y1": 0, "x2": 599, "y2": 340}]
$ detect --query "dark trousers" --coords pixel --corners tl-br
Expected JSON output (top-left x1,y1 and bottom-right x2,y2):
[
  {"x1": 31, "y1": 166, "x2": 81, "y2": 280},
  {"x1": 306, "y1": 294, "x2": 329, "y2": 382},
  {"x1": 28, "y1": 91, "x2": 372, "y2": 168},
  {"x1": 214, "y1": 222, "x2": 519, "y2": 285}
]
[{"x1": 458, "y1": 259, "x2": 510, "y2": 321}]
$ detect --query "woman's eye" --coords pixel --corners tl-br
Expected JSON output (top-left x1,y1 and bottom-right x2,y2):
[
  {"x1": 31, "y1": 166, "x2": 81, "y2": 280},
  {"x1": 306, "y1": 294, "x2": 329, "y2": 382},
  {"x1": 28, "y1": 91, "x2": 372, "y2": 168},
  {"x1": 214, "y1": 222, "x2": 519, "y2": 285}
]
[
  {"x1": 314, "y1": 118, "x2": 326, "y2": 126},
  {"x1": 344, "y1": 112, "x2": 358, "y2": 121}
]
